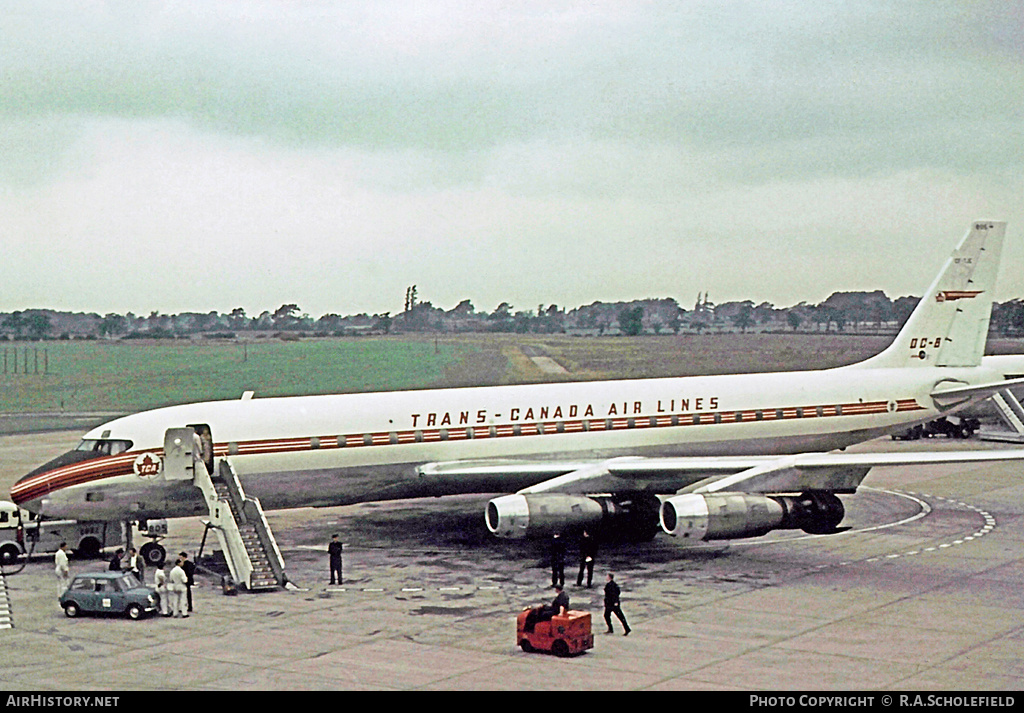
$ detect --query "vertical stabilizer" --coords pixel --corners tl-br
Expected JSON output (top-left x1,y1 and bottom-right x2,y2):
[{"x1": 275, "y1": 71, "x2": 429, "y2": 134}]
[{"x1": 859, "y1": 221, "x2": 1006, "y2": 369}]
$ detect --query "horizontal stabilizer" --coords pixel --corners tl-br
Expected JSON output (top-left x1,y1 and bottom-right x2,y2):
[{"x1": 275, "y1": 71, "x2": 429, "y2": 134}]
[{"x1": 930, "y1": 376, "x2": 1024, "y2": 408}]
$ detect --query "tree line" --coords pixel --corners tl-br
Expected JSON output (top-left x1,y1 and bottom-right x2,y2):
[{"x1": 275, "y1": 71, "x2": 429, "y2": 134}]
[{"x1": 2, "y1": 291, "x2": 1023, "y2": 340}]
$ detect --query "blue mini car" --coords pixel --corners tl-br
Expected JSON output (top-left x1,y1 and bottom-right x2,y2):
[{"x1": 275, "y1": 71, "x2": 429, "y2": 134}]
[{"x1": 60, "y1": 572, "x2": 160, "y2": 620}]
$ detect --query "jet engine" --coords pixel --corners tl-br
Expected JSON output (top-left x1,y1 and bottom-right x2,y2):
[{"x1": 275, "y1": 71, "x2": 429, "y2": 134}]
[
  {"x1": 485, "y1": 492, "x2": 666, "y2": 540},
  {"x1": 660, "y1": 491, "x2": 845, "y2": 541},
  {"x1": 485, "y1": 494, "x2": 607, "y2": 539}
]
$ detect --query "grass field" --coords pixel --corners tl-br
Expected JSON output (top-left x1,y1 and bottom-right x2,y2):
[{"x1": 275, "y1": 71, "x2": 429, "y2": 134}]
[
  {"x1": 0, "y1": 338, "x2": 473, "y2": 415},
  {"x1": 2, "y1": 332, "x2": 1021, "y2": 434}
]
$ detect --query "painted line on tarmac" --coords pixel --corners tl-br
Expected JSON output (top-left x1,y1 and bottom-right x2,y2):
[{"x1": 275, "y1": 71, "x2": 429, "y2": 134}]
[
  {"x1": 834, "y1": 489, "x2": 995, "y2": 568},
  {"x1": 322, "y1": 583, "x2": 522, "y2": 595},
  {"x1": 684, "y1": 486, "x2": 993, "y2": 570}
]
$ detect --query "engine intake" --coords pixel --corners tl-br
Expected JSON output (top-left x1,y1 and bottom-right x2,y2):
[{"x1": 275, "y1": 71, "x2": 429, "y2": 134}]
[
  {"x1": 660, "y1": 492, "x2": 844, "y2": 540},
  {"x1": 485, "y1": 494, "x2": 606, "y2": 539}
]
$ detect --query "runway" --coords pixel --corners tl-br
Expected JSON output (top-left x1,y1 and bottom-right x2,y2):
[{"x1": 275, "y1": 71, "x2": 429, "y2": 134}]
[{"x1": 0, "y1": 432, "x2": 1022, "y2": 690}]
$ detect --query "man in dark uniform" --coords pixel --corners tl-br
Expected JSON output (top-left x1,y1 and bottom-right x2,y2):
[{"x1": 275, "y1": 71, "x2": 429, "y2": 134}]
[
  {"x1": 525, "y1": 584, "x2": 570, "y2": 632},
  {"x1": 108, "y1": 549, "x2": 123, "y2": 571},
  {"x1": 328, "y1": 534, "x2": 343, "y2": 585},
  {"x1": 604, "y1": 573, "x2": 630, "y2": 635},
  {"x1": 550, "y1": 533, "x2": 565, "y2": 588},
  {"x1": 576, "y1": 530, "x2": 597, "y2": 588},
  {"x1": 179, "y1": 551, "x2": 196, "y2": 613}
]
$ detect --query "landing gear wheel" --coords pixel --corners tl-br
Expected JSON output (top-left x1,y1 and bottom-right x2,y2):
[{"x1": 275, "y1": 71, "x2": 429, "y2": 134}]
[
  {"x1": 799, "y1": 492, "x2": 846, "y2": 535},
  {"x1": 0, "y1": 544, "x2": 20, "y2": 566},
  {"x1": 76, "y1": 537, "x2": 101, "y2": 559},
  {"x1": 140, "y1": 542, "x2": 166, "y2": 568}
]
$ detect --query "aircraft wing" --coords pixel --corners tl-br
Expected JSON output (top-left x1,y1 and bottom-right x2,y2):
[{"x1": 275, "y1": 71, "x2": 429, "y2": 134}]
[
  {"x1": 419, "y1": 448, "x2": 1024, "y2": 496},
  {"x1": 931, "y1": 376, "x2": 1024, "y2": 407}
]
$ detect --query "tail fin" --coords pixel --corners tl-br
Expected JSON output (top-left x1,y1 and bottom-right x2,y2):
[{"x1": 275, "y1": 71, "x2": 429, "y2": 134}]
[{"x1": 859, "y1": 220, "x2": 1007, "y2": 369}]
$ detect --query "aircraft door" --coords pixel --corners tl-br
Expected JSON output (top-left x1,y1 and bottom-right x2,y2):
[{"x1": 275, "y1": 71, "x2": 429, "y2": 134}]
[{"x1": 163, "y1": 428, "x2": 202, "y2": 481}]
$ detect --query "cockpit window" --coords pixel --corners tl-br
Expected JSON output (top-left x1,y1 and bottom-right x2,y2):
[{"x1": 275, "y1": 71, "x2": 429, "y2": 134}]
[{"x1": 76, "y1": 439, "x2": 133, "y2": 456}]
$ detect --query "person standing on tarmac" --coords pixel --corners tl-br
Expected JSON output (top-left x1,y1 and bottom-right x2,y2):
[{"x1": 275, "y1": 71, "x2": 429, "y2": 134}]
[
  {"x1": 604, "y1": 573, "x2": 631, "y2": 636},
  {"x1": 126, "y1": 547, "x2": 144, "y2": 583},
  {"x1": 54, "y1": 542, "x2": 70, "y2": 597},
  {"x1": 179, "y1": 551, "x2": 196, "y2": 613},
  {"x1": 328, "y1": 534, "x2": 343, "y2": 585},
  {"x1": 550, "y1": 533, "x2": 566, "y2": 588},
  {"x1": 154, "y1": 565, "x2": 170, "y2": 617},
  {"x1": 169, "y1": 557, "x2": 188, "y2": 618},
  {"x1": 576, "y1": 530, "x2": 597, "y2": 588}
]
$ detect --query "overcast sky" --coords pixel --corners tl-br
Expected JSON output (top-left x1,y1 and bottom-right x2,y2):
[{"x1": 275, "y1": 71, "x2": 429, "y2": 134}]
[{"x1": 1, "y1": 1, "x2": 1022, "y2": 318}]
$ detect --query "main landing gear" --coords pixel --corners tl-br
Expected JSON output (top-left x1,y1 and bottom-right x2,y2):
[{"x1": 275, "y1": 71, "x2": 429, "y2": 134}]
[{"x1": 136, "y1": 519, "x2": 169, "y2": 568}]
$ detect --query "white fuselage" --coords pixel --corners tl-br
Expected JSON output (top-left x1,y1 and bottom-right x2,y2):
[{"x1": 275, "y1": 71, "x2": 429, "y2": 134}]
[{"x1": 12, "y1": 357, "x2": 1008, "y2": 522}]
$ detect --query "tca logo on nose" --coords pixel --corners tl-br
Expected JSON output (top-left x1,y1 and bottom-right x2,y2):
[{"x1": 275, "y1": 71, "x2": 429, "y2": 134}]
[{"x1": 133, "y1": 453, "x2": 163, "y2": 478}]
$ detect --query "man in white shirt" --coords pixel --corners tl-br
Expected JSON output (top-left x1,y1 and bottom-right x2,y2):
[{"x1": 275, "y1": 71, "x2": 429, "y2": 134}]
[
  {"x1": 169, "y1": 557, "x2": 189, "y2": 618},
  {"x1": 126, "y1": 547, "x2": 144, "y2": 583},
  {"x1": 54, "y1": 542, "x2": 70, "y2": 597},
  {"x1": 153, "y1": 566, "x2": 169, "y2": 616}
]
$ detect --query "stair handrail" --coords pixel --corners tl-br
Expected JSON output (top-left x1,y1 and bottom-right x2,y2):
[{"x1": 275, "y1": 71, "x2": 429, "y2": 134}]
[
  {"x1": 193, "y1": 462, "x2": 255, "y2": 588},
  {"x1": 217, "y1": 459, "x2": 287, "y2": 586}
]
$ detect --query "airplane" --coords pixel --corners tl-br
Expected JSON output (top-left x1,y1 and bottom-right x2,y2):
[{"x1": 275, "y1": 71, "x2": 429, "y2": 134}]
[{"x1": 11, "y1": 219, "x2": 1024, "y2": 569}]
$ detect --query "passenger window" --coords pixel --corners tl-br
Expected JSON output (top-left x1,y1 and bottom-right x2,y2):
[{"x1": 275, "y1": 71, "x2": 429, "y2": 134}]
[{"x1": 72, "y1": 578, "x2": 93, "y2": 591}]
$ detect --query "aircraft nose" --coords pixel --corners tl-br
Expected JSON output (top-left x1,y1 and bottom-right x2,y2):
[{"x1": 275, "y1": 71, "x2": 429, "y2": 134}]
[{"x1": 10, "y1": 449, "x2": 103, "y2": 508}]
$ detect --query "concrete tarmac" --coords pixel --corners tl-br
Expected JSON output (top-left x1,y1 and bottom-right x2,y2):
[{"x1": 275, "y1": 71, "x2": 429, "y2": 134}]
[{"x1": 0, "y1": 432, "x2": 1022, "y2": 690}]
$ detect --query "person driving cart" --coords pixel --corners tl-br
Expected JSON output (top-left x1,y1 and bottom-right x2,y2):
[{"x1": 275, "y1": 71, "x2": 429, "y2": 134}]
[{"x1": 524, "y1": 584, "x2": 569, "y2": 632}]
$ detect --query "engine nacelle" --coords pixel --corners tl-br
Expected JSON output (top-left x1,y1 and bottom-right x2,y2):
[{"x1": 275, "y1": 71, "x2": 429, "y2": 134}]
[
  {"x1": 660, "y1": 492, "x2": 844, "y2": 541},
  {"x1": 485, "y1": 494, "x2": 607, "y2": 539}
]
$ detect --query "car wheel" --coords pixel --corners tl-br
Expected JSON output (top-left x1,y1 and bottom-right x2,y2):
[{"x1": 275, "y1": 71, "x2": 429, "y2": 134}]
[
  {"x1": 552, "y1": 640, "x2": 570, "y2": 657},
  {"x1": 125, "y1": 604, "x2": 143, "y2": 620},
  {"x1": 519, "y1": 638, "x2": 534, "y2": 653},
  {"x1": 63, "y1": 602, "x2": 80, "y2": 618}
]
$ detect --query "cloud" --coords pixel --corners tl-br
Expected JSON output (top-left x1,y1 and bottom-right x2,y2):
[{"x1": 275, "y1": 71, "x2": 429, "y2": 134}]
[{"x1": 0, "y1": 2, "x2": 1021, "y2": 316}]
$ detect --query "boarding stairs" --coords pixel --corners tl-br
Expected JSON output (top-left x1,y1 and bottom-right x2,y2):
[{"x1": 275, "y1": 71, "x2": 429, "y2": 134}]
[
  {"x1": 164, "y1": 428, "x2": 285, "y2": 591},
  {"x1": 204, "y1": 460, "x2": 285, "y2": 590},
  {"x1": 980, "y1": 389, "x2": 1024, "y2": 444}
]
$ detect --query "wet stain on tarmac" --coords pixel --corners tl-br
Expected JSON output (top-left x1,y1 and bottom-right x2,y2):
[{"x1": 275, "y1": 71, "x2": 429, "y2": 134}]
[{"x1": 409, "y1": 605, "x2": 477, "y2": 616}]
